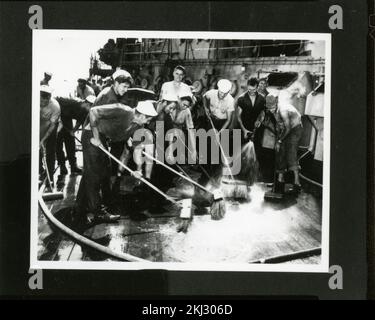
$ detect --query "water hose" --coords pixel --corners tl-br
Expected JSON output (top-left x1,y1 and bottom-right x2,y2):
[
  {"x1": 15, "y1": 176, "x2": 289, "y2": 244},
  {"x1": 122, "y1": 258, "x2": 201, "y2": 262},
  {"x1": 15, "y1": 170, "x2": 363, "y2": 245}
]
[{"x1": 38, "y1": 182, "x2": 151, "y2": 262}]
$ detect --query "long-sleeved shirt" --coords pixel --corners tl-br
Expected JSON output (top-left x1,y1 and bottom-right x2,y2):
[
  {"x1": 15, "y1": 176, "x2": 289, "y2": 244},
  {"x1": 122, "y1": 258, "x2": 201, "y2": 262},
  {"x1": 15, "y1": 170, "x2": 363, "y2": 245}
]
[
  {"x1": 40, "y1": 98, "x2": 60, "y2": 140},
  {"x1": 55, "y1": 97, "x2": 89, "y2": 125},
  {"x1": 91, "y1": 104, "x2": 142, "y2": 143},
  {"x1": 75, "y1": 84, "x2": 95, "y2": 100}
]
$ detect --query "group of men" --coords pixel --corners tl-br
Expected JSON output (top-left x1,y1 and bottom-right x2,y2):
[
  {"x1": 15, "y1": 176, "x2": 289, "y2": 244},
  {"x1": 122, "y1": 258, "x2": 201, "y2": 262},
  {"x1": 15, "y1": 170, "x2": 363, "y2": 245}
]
[{"x1": 39, "y1": 64, "x2": 303, "y2": 225}]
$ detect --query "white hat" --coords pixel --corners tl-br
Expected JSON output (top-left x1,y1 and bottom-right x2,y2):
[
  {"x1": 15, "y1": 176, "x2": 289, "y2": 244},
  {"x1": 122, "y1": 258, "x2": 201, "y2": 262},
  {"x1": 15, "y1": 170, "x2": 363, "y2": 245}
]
[
  {"x1": 85, "y1": 95, "x2": 96, "y2": 104},
  {"x1": 136, "y1": 101, "x2": 158, "y2": 117},
  {"x1": 112, "y1": 69, "x2": 132, "y2": 80},
  {"x1": 217, "y1": 79, "x2": 232, "y2": 94},
  {"x1": 162, "y1": 93, "x2": 178, "y2": 102},
  {"x1": 177, "y1": 87, "x2": 193, "y2": 99},
  {"x1": 40, "y1": 85, "x2": 52, "y2": 94}
]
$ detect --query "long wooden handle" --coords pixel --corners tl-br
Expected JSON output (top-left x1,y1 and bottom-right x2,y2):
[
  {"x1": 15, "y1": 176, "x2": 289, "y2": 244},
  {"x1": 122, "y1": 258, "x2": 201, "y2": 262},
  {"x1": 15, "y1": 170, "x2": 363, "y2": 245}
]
[
  {"x1": 41, "y1": 147, "x2": 53, "y2": 188},
  {"x1": 142, "y1": 151, "x2": 212, "y2": 195},
  {"x1": 203, "y1": 108, "x2": 234, "y2": 180},
  {"x1": 97, "y1": 144, "x2": 178, "y2": 205},
  {"x1": 175, "y1": 134, "x2": 211, "y2": 180}
]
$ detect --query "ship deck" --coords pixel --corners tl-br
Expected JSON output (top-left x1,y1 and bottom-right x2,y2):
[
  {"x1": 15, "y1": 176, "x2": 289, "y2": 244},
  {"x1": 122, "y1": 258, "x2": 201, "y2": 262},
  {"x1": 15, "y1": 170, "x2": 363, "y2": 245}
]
[{"x1": 37, "y1": 169, "x2": 322, "y2": 265}]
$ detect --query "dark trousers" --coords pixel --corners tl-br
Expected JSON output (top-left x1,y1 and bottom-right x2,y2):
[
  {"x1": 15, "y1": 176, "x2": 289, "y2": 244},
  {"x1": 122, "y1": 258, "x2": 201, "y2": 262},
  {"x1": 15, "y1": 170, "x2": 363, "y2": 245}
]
[
  {"x1": 39, "y1": 126, "x2": 57, "y2": 184},
  {"x1": 197, "y1": 117, "x2": 226, "y2": 187},
  {"x1": 76, "y1": 130, "x2": 112, "y2": 215},
  {"x1": 56, "y1": 118, "x2": 76, "y2": 166},
  {"x1": 276, "y1": 124, "x2": 303, "y2": 173},
  {"x1": 257, "y1": 147, "x2": 275, "y2": 183},
  {"x1": 109, "y1": 141, "x2": 124, "y2": 175}
]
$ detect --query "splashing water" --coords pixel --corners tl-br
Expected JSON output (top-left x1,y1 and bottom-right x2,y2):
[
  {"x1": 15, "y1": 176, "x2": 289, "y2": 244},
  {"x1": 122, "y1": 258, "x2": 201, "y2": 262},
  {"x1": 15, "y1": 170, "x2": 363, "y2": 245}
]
[{"x1": 159, "y1": 184, "x2": 307, "y2": 263}]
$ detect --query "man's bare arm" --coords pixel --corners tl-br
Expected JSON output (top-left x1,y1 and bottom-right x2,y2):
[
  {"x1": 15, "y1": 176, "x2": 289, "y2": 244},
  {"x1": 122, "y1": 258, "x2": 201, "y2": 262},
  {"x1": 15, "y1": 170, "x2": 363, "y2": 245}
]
[
  {"x1": 278, "y1": 110, "x2": 291, "y2": 142},
  {"x1": 220, "y1": 109, "x2": 233, "y2": 132},
  {"x1": 40, "y1": 121, "x2": 57, "y2": 146},
  {"x1": 235, "y1": 103, "x2": 247, "y2": 134}
]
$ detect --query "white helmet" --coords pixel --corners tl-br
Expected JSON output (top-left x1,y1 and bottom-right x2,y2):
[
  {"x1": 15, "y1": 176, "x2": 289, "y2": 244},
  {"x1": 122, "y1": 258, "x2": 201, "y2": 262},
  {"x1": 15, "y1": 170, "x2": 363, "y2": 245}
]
[
  {"x1": 85, "y1": 95, "x2": 96, "y2": 104},
  {"x1": 112, "y1": 69, "x2": 132, "y2": 80},
  {"x1": 217, "y1": 79, "x2": 232, "y2": 94},
  {"x1": 40, "y1": 85, "x2": 53, "y2": 94},
  {"x1": 162, "y1": 93, "x2": 178, "y2": 102},
  {"x1": 136, "y1": 101, "x2": 158, "y2": 117}
]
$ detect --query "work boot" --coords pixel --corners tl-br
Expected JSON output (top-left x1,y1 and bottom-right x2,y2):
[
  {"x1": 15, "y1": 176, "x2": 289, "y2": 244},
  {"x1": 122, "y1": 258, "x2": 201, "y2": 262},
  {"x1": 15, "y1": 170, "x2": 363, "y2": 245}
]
[
  {"x1": 70, "y1": 164, "x2": 82, "y2": 175},
  {"x1": 59, "y1": 163, "x2": 68, "y2": 175},
  {"x1": 96, "y1": 207, "x2": 120, "y2": 223},
  {"x1": 292, "y1": 184, "x2": 302, "y2": 194},
  {"x1": 274, "y1": 180, "x2": 285, "y2": 194}
]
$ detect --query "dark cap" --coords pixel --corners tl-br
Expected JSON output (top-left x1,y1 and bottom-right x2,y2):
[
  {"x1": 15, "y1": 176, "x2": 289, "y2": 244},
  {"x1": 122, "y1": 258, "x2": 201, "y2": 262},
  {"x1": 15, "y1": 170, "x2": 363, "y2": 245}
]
[
  {"x1": 247, "y1": 77, "x2": 259, "y2": 87},
  {"x1": 179, "y1": 95, "x2": 193, "y2": 104},
  {"x1": 174, "y1": 65, "x2": 186, "y2": 75}
]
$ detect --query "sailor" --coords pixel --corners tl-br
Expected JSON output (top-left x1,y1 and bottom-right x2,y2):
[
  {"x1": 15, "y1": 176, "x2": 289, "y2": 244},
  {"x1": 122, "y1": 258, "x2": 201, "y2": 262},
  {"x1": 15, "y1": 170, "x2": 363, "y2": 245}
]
[
  {"x1": 146, "y1": 94, "x2": 197, "y2": 212},
  {"x1": 275, "y1": 100, "x2": 303, "y2": 193},
  {"x1": 75, "y1": 100, "x2": 157, "y2": 224},
  {"x1": 39, "y1": 85, "x2": 60, "y2": 188},
  {"x1": 236, "y1": 77, "x2": 266, "y2": 142},
  {"x1": 149, "y1": 94, "x2": 179, "y2": 195},
  {"x1": 55, "y1": 95, "x2": 96, "y2": 175},
  {"x1": 202, "y1": 79, "x2": 234, "y2": 132},
  {"x1": 159, "y1": 65, "x2": 196, "y2": 107},
  {"x1": 255, "y1": 93, "x2": 283, "y2": 182},
  {"x1": 93, "y1": 69, "x2": 133, "y2": 106},
  {"x1": 235, "y1": 77, "x2": 266, "y2": 172},
  {"x1": 40, "y1": 72, "x2": 52, "y2": 86},
  {"x1": 92, "y1": 69, "x2": 134, "y2": 175},
  {"x1": 75, "y1": 77, "x2": 95, "y2": 100}
]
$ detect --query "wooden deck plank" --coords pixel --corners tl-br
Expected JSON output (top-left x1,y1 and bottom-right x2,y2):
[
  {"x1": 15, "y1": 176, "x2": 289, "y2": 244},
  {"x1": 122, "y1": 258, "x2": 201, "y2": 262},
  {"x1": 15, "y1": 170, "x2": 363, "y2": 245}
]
[
  {"x1": 37, "y1": 164, "x2": 323, "y2": 264},
  {"x1": 67, "y1": 242, "x2": 84, "y2": 261},
  {"x1": 125, "y1": 218, "x2": 162, "y2": 262},
  {"x1": 53, "y1": 237, "x2": 76, "y2": 261}
]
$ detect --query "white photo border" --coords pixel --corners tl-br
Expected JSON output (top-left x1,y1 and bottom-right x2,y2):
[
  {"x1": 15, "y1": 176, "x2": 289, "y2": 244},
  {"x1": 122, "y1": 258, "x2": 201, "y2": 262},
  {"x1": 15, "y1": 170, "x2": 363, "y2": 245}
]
[{"x1": 30, "y1": 30, "x2": 331, "y2": 273}]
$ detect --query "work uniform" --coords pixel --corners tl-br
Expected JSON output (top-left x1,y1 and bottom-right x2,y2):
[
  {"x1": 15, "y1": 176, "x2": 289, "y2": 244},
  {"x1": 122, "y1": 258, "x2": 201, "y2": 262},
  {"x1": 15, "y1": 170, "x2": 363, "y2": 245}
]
[
  {"x1": 149, "y1": 105, "x2": 176, "y2": 198},
  {"x1": 256, "y1": 107, "x2": 284, "y2": 182},
  {"x1": 199, "y1": 89, "x2": 236, "y2": 184},
  {"x1": 203, "y1": 89, "x2": 235, "y2": 130},
  {"x1": 40, "y1": 97, "x2": 61, "y2": 182},
  {"x1": 76, "y1": 104, "x2": 142, "y2": 216},
  {"x1": 160, "y1": 81, "x2": 193, "y2": 101},
  {"x1": 55, "y1": 97, "x2": 89, "y2": 169},
  {"x1": 237, "y1": 91, "x2": 265, "y2": 134},
  {"x1": 91, "y1": 86, "x2": 126, "y2": 175},
  {"x1": 276, "y1": 104, "x2": 303, "y2": 173},
  {"x1": 237, "y1": 91, "x2": 266, "y2": 164},
  {"x1": 75, "y1": 84, "x2": 95, "y2": 100}
]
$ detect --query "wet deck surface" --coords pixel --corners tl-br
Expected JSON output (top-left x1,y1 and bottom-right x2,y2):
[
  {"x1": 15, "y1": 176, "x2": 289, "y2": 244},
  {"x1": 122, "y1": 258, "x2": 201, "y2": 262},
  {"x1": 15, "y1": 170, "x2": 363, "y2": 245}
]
[{"x1": 38, "y1": 169, "x2": 322, "y2": 264}]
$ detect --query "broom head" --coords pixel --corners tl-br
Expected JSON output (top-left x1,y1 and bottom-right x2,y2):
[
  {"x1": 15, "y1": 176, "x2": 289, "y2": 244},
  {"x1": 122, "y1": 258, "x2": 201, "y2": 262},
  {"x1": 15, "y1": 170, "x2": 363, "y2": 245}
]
[{"x1": 210, "y1": 189, "x2": 226, "y2": 220}]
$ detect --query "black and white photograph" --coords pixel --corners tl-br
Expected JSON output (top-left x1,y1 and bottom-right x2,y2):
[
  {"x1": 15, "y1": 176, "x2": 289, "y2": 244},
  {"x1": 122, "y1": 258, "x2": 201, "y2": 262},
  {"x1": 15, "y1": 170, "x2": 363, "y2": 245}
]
[{"x1": 31, "y1": 30, "x2": 331, "y2": 272}]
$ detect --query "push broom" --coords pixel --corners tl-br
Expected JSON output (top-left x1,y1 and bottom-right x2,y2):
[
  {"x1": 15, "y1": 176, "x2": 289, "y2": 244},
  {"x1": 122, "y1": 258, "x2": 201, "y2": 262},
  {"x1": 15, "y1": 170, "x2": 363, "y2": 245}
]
[
  {"x1": 41, "y1": 146, "x2": 64, "y2": 201},
  {"x1": 142, "y1": 151, "x2": 226, "y2": 220},
  {"x1": 96, "y1": 144, "x2": 193, "y2": 232},
  {"x1": 203, "y1": 107, "x2": 248, "y2": 200}
]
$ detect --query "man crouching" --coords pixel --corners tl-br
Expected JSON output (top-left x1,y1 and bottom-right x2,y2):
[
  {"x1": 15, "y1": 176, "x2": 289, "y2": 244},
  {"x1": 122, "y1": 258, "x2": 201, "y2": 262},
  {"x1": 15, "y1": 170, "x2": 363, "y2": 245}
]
[{"x1": 75, "y1": 100, "x2": 157, "y2": 225}]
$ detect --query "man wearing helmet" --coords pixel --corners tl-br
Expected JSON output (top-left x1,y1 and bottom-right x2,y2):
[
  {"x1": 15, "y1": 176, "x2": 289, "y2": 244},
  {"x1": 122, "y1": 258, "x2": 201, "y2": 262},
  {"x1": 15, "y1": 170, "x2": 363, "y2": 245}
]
[
  {"x1": 203, "y1": 79, "x2": 235, "y2": 132},
  {"x1": 75, "y1": 99, "x2": 158, "y2": 224}
]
